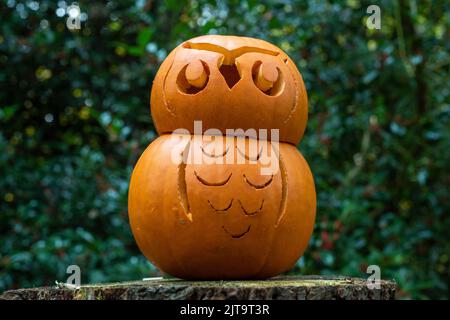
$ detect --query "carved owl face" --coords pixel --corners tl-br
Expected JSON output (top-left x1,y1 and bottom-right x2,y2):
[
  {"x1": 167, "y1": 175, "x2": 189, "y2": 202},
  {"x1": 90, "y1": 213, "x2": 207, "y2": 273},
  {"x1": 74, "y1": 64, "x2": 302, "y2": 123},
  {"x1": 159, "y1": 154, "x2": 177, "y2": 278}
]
[
  {"x1": 150, "y1": 35, "x2": 308, "y2": 145},
  {"x1": 128, "y1": 134, "x2": 316, "y2": 279}
]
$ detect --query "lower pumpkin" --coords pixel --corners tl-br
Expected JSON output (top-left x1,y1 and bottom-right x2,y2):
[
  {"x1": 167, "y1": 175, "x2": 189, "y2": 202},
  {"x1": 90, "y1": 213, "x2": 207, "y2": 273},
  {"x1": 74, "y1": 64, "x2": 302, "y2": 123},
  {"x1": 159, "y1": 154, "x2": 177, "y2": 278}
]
[{"x1": 128, "y1": 134, "x2": 316, "y2": 279}]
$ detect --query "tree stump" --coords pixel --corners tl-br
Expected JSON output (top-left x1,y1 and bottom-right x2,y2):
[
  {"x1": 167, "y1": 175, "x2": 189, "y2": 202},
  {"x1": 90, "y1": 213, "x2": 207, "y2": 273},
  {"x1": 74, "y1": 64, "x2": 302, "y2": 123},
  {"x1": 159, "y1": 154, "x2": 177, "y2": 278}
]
[{"x1": 0, "y1": 275, "x2": 396, "y2": 300}]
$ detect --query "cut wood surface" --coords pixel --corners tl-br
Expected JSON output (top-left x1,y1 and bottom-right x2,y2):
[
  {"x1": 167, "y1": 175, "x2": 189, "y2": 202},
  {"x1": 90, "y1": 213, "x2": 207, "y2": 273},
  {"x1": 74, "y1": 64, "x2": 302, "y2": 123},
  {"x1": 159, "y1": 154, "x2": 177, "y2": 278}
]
[{"x1": 0, "y1": 275, "x2": 397, "y2": 300}]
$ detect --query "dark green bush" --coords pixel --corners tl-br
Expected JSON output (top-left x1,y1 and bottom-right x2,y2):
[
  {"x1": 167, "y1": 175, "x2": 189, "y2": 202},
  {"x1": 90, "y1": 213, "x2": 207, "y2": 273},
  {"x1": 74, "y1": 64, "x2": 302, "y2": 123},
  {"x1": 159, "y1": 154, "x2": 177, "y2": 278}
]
[{"x1": 0, "y1": 0, "x2": 448, "y2": 299}]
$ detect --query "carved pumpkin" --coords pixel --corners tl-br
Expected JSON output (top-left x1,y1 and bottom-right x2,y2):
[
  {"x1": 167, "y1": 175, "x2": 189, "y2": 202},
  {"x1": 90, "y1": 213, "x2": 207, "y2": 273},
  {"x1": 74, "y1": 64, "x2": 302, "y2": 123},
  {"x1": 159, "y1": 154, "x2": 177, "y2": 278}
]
[
  {"x1": 150, "y1": 35, "x2": 308, "y2": 145},
  {"x1": 128, "y1": 135, "x2": 316, "y2": 279}
]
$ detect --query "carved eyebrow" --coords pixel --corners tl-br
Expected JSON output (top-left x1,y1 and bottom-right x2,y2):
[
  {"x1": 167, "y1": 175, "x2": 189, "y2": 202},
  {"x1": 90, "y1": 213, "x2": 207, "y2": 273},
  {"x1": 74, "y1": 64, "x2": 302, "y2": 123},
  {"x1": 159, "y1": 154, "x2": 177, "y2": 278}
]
[
  {"x1": 243, "y1": 174, "x2": 273, "y2": 189},
  {"x1": 201, "y1": 145, "x2": 230, "y2": 158},
  {"x1": 182, "y1": 42, "x2": 279, "y2": 65},
  {"x1": 194, "y1": 171, "x2": 232, "y2": 186}
]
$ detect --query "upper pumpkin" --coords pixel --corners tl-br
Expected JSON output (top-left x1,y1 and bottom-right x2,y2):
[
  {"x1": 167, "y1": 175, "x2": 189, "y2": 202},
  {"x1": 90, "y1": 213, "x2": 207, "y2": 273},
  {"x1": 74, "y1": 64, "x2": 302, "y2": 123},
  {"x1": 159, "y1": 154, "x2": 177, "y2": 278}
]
[{"x1": 150, "y1": 35, "x2": 308, "y2": 145}]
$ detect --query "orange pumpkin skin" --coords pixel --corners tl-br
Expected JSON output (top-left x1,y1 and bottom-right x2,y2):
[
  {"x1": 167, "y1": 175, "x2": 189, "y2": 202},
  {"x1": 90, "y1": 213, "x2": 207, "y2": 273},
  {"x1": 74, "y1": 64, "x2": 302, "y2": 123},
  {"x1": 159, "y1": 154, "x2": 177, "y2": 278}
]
[
  {"x1": 128, "y1": 135, "x2": 316, "y2": 279},
  {"x1": 150, "y1": 35, "x2": 308, "y2": 145}
]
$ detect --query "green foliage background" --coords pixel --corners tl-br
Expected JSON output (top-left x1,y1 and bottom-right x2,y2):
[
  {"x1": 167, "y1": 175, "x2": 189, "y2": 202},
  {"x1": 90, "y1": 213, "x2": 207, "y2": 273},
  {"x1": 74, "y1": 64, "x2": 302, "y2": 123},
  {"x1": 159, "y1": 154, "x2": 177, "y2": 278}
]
[{"x1": 0, "y1": 0, "x2": 449, "y2": 299}]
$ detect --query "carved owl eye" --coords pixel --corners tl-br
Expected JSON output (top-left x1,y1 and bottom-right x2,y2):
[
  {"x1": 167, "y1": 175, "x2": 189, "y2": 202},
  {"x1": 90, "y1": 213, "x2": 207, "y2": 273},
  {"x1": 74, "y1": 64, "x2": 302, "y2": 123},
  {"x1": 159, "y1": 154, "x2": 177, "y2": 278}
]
[
  {"x1": 252, "y1": 61, "x2": 285, "y2": 96},
  {"x1": 177, "y1": 60, "x2": 210, "y2": 94}
]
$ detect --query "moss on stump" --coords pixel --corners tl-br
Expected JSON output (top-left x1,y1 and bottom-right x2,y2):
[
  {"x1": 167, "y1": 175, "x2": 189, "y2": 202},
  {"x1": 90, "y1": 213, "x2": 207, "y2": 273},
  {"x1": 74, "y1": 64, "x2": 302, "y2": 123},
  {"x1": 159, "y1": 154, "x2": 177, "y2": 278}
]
[{"x1": 0, "y1": 275, "x2": 396, "y2": 300}]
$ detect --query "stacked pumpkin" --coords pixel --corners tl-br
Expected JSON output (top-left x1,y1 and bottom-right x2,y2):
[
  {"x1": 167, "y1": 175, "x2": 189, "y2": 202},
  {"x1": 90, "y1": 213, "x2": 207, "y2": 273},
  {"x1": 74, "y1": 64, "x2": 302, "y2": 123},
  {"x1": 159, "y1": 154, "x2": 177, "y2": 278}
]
[{"x1": 128, "y1": 35, "x2": 316, "y2": 279}]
